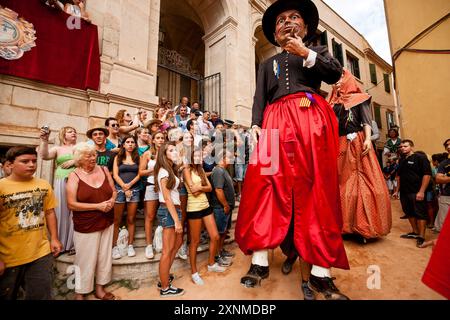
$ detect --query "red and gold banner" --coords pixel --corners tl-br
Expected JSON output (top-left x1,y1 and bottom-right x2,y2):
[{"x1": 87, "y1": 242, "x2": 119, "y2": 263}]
[{"x1": 0, "y1": 0, "x2": 100, "y2": 90}]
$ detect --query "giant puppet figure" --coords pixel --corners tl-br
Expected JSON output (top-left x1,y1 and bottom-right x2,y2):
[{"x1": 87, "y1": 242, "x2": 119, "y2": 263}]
[{"x1": 235, "y1": 0, "x2": 350, "y2": 300}]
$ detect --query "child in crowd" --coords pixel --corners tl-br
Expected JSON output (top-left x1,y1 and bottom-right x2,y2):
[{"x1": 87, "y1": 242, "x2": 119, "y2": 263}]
[
  {"x1": 155, "y1": 142, "x2": 185, "y2": 297},
  {"x1": 112, "y1": 135, "x2": 141, "y2": 259},
  {"x1": 139, "y1": 132, "x2": 166, "y2": 259},
  {"x1": 0, "y1": 147, "x2": 62, "y2": 300},
  {"x1": 184, "y1": 149, "x2": 225, "y2": 285}
]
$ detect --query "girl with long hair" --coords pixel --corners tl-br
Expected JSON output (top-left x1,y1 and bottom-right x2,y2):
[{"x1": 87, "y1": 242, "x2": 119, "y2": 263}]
[
  {"x1": 184, "y1": 149, "x2": 224, "y2": 285},
  {"x1": 139, "y1": 131, "x2": 166, "y2": 259},
  {"x1": 155, "y1": 142, "x2": 185, "y2": 297},
  {"x1": 175, "y1": 131, "x2": 196, "y2": 260},
  {"x1": 38, "y1": 126, "x2": 77, "y2": 255},
  {"x1": 112, "y1": 135, "x2": 141, "y2": 259}
]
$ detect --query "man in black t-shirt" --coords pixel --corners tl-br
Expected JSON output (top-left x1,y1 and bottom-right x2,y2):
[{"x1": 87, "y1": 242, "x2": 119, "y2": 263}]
[
  {"x1": 394, "y1": 139, "x2": 431, "y2": 247},
  {"x1": 434, "y1": 138, "x2": 450, "y2": 232},
  {"x1": 86, "y1": 127, "x2": 115, "y2": 172}
]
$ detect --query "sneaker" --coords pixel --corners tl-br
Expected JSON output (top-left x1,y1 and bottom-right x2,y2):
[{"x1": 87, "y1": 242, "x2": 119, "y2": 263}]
[
  {"x1": 157, "y1": 274, "x2": 174, "y2": 290},
  {"x1": 400, "y1": 232, "x2": 419, "y2": 239},
  {"x1": 127, "y1": 245, "x2": 136, "y2": 257},
  {"x1": 207, "y1": 262, "x2": 227, "y2": 273},
  {"x1": 220, "y1": 249, "x2": 235, "y2": 258},
  {"x1": 145, "y1": 244, "x2": 154, "y2": 259},
  {"x1": 191, "y1": 272, "x2": 205, "y2": 285},
  {"x1": 160, "y1": 285, "x2": 185, "y2": 298},
  {"x1": 215, "y1": 255, "x2": 232, "y2": 267},
  {"x1": 112, "y1": 246, "x2": 122, "y2": 260},
  {"x1": 176, "y1": 243, "x2": 188, "y2": 260},
  {"x1": 301, "y1": 281, "x2": 315, "y2": 300}
]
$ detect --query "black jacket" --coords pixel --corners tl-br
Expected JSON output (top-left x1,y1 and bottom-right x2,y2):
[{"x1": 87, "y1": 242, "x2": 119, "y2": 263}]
[{"x1": 252, "y1": 45, "x2": 342, "y2": 127}]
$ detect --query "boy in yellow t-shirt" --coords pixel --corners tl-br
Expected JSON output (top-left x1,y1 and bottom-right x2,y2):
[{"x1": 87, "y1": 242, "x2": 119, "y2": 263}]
[{"x1": 0, "y1": 146, "x2": 62, "y2": 300}]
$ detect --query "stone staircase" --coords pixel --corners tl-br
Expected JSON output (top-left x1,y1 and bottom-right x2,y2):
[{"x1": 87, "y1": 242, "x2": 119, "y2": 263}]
[{"x1": 55, "y1": 204, "x2": 239, "y2": 282}]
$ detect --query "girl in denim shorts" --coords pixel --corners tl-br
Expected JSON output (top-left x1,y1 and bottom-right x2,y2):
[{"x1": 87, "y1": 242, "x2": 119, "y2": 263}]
[
  {"x1": 155, "y1": 142, "x2": 185, "y2": 298},
  {"x1": 139, "y1": 132, "x2": 166, "y2": 259},
  {"x1": 112, "y1": 135, "x2": 141, "y2": 259},
  {"x1": 184, "y1": 149, "x2": 225, "y2": 285}
]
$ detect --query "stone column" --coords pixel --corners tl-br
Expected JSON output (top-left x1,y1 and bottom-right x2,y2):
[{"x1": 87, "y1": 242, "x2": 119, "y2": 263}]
[
  {"x1": 147, "y1": 0, "x2": 161, "y2": 98},
  {"x1": 203, "y1": 16, "x2": 238, "y2": 120}
]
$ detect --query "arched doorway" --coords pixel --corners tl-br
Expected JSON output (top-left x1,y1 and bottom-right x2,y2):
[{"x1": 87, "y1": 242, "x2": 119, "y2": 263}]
[{"x1": 157, "y1": 0, "x2": 205, "y2": 105}]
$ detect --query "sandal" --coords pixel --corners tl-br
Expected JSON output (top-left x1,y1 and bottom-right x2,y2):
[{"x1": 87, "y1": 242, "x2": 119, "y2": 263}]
[
  {"x1": 95, "y1": 292, "x2": 117, "y2": 300},
  {"x1": 418, "y1": 239, "x2": 435, "y2": 249}
]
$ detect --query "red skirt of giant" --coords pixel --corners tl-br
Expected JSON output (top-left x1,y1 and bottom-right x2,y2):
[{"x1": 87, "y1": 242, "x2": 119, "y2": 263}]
[
  {"x1": 422, "y1": 207, "x2": 450, "y2": 299},
  {"x1": 235, "y1": 92, "x2": 350, "y2": 270}
]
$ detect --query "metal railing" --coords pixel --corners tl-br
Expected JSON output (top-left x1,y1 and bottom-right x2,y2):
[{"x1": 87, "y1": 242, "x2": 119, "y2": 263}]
[{"x1": 198, "y1": 72, "x2": 221, "y2": 116}]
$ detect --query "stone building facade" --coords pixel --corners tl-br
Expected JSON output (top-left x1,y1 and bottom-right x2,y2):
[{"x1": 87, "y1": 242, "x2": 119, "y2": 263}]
[{"x1": 0, "y1": 0, "x2": 397, "y2": 180}]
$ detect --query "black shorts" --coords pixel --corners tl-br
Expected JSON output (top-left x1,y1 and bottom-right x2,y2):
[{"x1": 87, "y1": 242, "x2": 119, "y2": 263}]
[
  {"x1": 400, "y1": 193, "x2": 428, "y2": 220},
  {"x1": 187, "y1": 206, "x2": 212, "y2": 220},
  {"x1": 0, "y1": 253, "x2": 54, "y2": 300}
]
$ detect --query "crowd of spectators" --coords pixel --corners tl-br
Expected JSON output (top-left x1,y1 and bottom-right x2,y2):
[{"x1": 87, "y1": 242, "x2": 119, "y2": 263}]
[{"x1": 0, "y1": 96, "x2": 253, "y2": 299}]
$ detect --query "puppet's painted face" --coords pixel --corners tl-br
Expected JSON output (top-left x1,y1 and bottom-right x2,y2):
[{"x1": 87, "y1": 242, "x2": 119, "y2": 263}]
[{"x1": 274, "y1": 9, "x2": 308, "y2": 47}]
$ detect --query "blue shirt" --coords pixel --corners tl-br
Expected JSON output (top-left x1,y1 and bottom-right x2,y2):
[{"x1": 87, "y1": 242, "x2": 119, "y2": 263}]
[{"x1": 105, "y1": 139, "x2": 117, "y2": 151}]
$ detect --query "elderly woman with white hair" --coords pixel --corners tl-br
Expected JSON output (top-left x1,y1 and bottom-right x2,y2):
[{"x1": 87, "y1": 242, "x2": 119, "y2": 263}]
[{"x1": 66, "y1": 142, "x2": 118, "y2": 300}]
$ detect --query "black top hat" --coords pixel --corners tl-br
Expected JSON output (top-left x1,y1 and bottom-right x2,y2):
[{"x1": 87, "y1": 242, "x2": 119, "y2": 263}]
[
  {"x1": 262, "y1": 0, "x2": 319, "y2": 46},
  {"x1": 86, "y1": 127, "x2": 109, "y2": 139}
]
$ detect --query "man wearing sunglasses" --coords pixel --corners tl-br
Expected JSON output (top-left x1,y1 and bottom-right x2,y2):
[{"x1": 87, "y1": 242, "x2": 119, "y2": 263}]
[{"x1": 105, "y1": 117, "x2": 121, "y2": 153}]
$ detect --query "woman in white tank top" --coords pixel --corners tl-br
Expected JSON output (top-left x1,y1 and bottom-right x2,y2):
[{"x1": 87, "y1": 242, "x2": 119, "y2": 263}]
[{"x1": 139, "y1": 132, "x2": 165, "y2": 259}]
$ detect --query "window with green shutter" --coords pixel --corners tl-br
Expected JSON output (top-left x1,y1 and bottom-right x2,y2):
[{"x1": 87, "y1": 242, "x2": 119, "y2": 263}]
[
  {"x1": 384, "y1": 73, "x2": 391, "y2": 93},
  {"x1": 369, "y1": 63, "x2": 377, "y2": 84},
  {"x1": 346, "y1": 52, "x2": 360, "y2": 79},
  {"x1": 374, "y1": 103, "x2": 382, "y2": 129}
]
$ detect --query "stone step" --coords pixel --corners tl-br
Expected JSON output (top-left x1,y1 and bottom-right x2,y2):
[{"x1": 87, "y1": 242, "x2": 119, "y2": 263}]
[
  {"x1": 125, "y1": 207, "x2": 238, "y2": 242},
  {"x1": 56, "y1": 226, "x2": 237, "y2": 281},
  {"x1": 55, "y1": 202, "x2": 240, "y2": 281}
]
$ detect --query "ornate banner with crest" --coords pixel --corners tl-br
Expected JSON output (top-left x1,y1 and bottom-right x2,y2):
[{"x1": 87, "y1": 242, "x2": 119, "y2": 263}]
[{"x1": 0, "y1": 6, "x2": 36, "y2": 60}]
